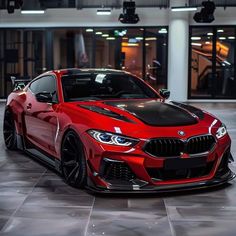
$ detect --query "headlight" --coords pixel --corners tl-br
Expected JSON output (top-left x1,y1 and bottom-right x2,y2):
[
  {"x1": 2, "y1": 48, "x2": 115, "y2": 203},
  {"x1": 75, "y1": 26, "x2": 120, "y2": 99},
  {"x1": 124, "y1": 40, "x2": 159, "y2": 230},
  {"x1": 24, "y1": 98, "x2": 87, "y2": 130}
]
[
  {"x1": 87, "y1": 130, "x2": 139, "y2": 146},
  {"x1": 216, "y1": 124, "x2": 227, "y2": 139}
]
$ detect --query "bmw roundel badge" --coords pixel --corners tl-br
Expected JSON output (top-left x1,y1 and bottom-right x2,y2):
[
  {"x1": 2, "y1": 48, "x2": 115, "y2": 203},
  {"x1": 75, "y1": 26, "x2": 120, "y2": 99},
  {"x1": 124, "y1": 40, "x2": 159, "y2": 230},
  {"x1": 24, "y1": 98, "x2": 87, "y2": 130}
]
[{"x1": 178, "y1": 131, "x2": 185, "y2": 136}]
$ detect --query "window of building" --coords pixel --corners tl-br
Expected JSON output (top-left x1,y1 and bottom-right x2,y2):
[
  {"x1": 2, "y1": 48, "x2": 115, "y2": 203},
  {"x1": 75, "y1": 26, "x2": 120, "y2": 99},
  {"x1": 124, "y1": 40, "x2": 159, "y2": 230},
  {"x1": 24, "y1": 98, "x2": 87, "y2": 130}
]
[
  {"x1": 145, "y1": 27, "x2": 168, "y2": 90},
  {"x1": 189, "y1": 26, "x2": 236, "y2": 99},
  {"x1": 53, "y1": 29, "x2": 94, "y2": 69}
]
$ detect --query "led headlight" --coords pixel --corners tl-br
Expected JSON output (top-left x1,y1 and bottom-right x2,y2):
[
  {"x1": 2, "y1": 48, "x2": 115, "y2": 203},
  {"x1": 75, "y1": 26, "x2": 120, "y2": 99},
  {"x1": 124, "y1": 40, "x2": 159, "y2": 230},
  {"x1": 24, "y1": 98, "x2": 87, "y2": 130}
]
[
  {"x1": 216, "y1": 124, "x2": 227, "y2": 139},
  {"x1": 87, "y1": 130, "x2": 139, "y2": 146}
]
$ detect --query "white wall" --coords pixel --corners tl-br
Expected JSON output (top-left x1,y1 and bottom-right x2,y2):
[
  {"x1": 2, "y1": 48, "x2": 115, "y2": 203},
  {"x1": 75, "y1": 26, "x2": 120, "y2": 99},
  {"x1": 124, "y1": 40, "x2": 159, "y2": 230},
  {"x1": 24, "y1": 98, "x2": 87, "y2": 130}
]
[{"x1": 0, "y1": 8, "x2": 168, "y2": 28}]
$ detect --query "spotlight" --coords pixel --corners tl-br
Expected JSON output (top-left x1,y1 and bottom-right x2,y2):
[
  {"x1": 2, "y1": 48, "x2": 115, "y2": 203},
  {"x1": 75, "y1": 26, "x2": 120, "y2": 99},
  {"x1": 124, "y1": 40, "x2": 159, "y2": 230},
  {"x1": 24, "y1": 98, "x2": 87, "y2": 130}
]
[
  {"x1": 15, "y1": 0, "x2": 23, "y2": 9},
  {"x1": 6, "y1": 0, "x2": 23, "y2": 14},
  {"x1": 7, "y1": 0, "x2": 15, "y2": 14},
  {"x1": 193, "y1": 1, "x2": 215, "y2": 23},
  {"x1": 119, "y1": 1, "x2": 139, "y2": 24}
]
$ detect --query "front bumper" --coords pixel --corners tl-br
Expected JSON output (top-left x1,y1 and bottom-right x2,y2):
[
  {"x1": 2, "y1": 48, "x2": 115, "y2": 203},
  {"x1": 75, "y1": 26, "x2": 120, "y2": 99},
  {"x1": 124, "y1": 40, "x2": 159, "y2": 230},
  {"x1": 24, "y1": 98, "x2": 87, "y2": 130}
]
[
  {"x1": 83, "y1": 131, "x2": 235, "y2": 193},
  {"x1": 86, "y1": 169, "x2": 235, "y2": 194}
]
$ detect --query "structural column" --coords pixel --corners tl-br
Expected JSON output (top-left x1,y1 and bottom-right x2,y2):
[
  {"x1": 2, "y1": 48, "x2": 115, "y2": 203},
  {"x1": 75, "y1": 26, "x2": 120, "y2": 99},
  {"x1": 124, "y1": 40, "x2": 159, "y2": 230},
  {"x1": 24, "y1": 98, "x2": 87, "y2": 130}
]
[{"x1": 168, "y1": 0, "x2": 189, "y2": 101}]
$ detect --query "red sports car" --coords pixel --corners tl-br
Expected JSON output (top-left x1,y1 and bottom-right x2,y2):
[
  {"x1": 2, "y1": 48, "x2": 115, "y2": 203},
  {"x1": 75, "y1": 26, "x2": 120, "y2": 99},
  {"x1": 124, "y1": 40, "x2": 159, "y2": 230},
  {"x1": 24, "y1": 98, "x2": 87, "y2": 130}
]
[{"x1": 3, "y1": 69, "x2": 235, "y2": 192}]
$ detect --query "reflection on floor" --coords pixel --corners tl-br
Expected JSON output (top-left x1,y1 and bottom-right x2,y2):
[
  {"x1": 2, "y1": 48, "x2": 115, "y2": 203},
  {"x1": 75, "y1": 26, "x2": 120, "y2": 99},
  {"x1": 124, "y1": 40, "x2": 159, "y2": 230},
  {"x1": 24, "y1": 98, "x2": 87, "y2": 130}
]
[{"x1": 0, "y1": 102, "x2": 236, "y2": 236}]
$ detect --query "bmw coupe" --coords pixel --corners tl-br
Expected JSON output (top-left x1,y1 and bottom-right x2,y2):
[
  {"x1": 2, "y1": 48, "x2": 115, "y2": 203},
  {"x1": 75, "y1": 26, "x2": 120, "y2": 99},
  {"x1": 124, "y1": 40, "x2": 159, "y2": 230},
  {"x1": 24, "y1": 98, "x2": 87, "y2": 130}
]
[{"x1": 3, "y1": 69, "x2": 235, "y2": 192}]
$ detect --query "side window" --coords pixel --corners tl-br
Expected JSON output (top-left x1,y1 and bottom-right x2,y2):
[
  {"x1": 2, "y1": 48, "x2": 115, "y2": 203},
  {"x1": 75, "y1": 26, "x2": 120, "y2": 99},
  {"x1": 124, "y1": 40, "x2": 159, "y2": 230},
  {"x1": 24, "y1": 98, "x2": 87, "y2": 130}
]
[{"x1": 29, "y1": 76, "x2": 58, "y2": 101}]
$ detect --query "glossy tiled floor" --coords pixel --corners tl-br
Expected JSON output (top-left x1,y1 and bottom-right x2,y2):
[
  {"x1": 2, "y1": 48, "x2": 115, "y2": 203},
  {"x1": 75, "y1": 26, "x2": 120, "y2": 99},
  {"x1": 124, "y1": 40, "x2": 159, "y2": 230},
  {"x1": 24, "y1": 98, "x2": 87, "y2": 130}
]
[{"x1": 0, "y1": 102, "x2": 236, "y2": 236}]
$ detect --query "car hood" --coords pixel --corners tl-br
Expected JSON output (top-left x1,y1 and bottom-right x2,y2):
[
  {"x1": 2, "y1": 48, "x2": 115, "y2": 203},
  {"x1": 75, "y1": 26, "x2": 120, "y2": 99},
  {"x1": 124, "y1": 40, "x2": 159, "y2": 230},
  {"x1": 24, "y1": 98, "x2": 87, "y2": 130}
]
[{"x1": 78, "y1": 99, "x2": 201, "y2": 127}]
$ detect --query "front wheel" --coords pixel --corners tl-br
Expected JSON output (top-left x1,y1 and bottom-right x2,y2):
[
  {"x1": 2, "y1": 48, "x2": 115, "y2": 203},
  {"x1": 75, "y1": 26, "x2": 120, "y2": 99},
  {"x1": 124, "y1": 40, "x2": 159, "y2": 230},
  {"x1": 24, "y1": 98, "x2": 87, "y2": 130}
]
[
  {"x1": 3, "y1": 109, "x2": 17, "y2": 150},
  {"x1": 61, "y1": 130, "x2": 87, "y2": 188}
]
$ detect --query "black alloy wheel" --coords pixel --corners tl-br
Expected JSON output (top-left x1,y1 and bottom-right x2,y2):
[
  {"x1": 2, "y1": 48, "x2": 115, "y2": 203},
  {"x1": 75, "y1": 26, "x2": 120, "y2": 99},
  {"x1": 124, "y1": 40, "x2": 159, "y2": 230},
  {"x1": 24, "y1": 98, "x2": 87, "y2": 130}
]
[
  {"x1": 3, "y1": 109, "x2": 17, "y2": 150},
  {"x1": 61, "y1": 130, "x2": 87, "y2": 188}
]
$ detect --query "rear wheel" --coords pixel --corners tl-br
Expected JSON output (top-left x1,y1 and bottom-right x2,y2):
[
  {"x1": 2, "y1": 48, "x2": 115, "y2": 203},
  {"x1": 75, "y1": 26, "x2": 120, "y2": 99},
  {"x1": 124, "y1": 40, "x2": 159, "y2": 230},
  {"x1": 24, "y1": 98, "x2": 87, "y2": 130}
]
[
  {"x1": 61, "y1": 130, "x2": 87, "y2": 188},
  {"x1": 3, "y1": 109, "x2": 17, "y2": 150}
]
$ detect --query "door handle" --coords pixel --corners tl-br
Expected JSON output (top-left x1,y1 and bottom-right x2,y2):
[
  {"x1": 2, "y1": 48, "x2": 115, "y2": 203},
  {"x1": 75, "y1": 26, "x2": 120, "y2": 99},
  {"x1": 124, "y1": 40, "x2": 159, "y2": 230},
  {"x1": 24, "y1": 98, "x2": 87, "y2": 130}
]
[{"x1": 26, "y1": 103, "x2": 32, "y2": 110}]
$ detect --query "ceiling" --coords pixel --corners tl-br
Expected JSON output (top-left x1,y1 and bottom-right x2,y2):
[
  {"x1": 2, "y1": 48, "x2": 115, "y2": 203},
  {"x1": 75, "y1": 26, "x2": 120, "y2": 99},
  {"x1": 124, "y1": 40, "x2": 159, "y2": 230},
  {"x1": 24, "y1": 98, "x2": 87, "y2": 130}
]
[
  {"x1": 190, "y1": 0, "x2": 236, "y2": 7},
  {"x1": 1, "y1": 0, "x2": 236, "y2": 10}
]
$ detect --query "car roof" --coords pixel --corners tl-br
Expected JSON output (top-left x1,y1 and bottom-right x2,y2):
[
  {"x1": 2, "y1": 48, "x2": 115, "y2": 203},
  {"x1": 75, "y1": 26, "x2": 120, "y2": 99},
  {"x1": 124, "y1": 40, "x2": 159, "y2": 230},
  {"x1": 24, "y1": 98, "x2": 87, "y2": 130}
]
[{"x1": 54, "y1": 68, "x2": 129, "y2": 76}]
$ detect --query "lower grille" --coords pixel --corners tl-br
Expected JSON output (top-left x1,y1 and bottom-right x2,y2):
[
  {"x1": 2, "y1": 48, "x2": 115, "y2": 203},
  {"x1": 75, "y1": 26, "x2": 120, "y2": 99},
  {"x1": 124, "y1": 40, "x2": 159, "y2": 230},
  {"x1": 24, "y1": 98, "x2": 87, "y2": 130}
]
[
  {"x1": 100, "y1": 158, "x2": 135, "y2": 182},
  {"x1": 147, "y1": 161, "x2": 214, "y2": 181}
]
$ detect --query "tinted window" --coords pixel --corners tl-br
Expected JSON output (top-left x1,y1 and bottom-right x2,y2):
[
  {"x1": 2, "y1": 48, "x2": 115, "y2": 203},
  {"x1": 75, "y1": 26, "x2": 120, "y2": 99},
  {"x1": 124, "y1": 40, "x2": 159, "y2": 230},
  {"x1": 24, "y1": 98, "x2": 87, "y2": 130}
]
[
  {"x1": 30, "y1": 76, "x2": 56, "y2": 94},
  {"x1": 29, "y1": 76, "x2": 57, "y2": 101},
  {"x1": 62, "y1": 73, "x2": 158, "y2": 102}
]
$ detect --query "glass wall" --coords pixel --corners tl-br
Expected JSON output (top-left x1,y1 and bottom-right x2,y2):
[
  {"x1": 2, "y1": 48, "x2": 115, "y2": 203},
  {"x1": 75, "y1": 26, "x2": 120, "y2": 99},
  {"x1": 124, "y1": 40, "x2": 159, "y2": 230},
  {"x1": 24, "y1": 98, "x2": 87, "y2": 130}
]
[
  {"x1": 0, "y1": 27, "x2": 168, "y2": 98},
  {"x1": 53, "y1": 29, "x2": 93, "y2": 69},
  {"x1": 145, "y1": 28, "x2": 168, "y2": 90},
  {"x1": 0, "y1": 29, "x2": 46, "y2": 98},
  {"x1": 189, "y1": 26, "x2": 236, "y2": 99}
]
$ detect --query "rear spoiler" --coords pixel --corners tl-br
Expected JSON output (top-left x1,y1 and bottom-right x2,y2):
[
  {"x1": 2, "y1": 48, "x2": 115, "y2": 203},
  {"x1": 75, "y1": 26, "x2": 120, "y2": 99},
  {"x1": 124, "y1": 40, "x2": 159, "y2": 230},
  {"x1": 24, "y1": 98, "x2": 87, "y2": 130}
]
[{"x1": 10, "y1": 76, "x2": 31, "y2": 91}]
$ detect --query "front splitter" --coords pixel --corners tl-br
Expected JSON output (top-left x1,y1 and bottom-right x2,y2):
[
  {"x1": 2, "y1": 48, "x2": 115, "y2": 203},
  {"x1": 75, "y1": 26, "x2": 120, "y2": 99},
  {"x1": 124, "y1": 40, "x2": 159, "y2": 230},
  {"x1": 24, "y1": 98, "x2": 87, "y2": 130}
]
[{"x1": 85, "y1": 170, "x2": 236, "y2": 194}]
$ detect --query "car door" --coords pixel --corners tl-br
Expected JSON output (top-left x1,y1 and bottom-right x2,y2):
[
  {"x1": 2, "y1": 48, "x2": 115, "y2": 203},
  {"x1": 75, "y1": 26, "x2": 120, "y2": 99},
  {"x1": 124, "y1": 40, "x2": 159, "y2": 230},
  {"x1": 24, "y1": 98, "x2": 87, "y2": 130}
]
[{"x1": 24, "y1": 75, "x2": 59, "y2": 156}]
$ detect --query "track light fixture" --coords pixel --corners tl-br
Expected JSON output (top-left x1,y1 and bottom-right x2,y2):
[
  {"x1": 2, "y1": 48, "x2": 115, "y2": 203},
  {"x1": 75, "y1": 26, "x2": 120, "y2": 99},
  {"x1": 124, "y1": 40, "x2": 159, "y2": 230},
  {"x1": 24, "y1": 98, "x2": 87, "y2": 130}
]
[
  {"x1": 193, "y1": 1, "x2": 216, "y2": 23},
  {"x1": 119, "y1": 1, "x2": 139, "y2": 24},
  {"x1": 7, "y1": 0, "x2": 23, "y2": 14}
]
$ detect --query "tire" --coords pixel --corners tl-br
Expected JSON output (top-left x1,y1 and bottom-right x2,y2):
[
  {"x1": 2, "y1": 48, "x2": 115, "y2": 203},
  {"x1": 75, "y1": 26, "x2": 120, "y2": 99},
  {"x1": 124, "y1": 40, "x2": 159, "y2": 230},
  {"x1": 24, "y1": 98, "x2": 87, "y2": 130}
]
[
  {"x1": 3, "y1": 109, "x2": 17, "y2": 150},
  {"x1": 61, "y1": 130, "x2": 87, "y2": 188}
]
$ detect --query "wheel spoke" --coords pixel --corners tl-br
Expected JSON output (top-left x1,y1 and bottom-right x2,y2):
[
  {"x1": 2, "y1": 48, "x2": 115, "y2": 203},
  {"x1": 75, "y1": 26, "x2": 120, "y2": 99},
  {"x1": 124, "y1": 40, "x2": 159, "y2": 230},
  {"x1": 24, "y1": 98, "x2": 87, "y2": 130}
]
[
  {"x1": 66, "y1": 163, "x2": 79, "y2": 182},
  {"x1": 4, "y1": 130, "x2": 13, "y2": 134},
  {"x1": 65, "y1": 136, "x2": 77, "y2": 152},
  {"x1": 63, "y1": 159, "x2": 77, "y2": 167},
  {"x1": 5, "y1": 133, "x2": 13, "y2": 144},
  {"x1": 62, "y1": 148, "x2": 76, "y2": 157}
]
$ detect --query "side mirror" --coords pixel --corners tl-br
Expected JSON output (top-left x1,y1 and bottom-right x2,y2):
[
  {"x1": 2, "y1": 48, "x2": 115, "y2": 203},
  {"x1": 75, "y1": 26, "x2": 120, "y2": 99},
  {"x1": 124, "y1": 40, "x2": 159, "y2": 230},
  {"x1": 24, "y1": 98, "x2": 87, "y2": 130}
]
[
  {"x1": 159, "y1": 88, "x2": 170, "y2": 99},
  {"x1": 35, "y1": 92, "x2": 53, "y2": 103}
]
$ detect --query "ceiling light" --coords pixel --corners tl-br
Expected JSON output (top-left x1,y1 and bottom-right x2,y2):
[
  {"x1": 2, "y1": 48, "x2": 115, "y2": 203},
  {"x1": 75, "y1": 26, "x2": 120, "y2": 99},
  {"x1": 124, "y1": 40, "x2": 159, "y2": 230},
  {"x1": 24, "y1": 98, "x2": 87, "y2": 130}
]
[
  {"x1": 122, "y1": 42, "x2": 139, "y2": 47},
  {"x1": 228, "y1": 36, "x2": 235, "y2": 40},
  {"x1": 95, "y1": 32, "x2": 103, "y2": 35},
  {"x1": 145, "y1": 43, "x2": 149, "y2": 46},
  {"x1": 171, "y1": 6, "x2": 197, "y2": 12},
  {"x1": 127, "y1": 43, "x2": 139, "y2": 47},
  {"x1": 135, "y1": 37, "x2": 143, "y2": 40},
  {"x1": 217, "y1": 29, "x2": 224, "y2": 33},
  {"x1": 86, "y1": 28, "x2": 93, "y2": 32},
  {"x1": 207, "y1": 32, "x2": 213, "y2": 36},
  {"x1": 158, "y1": 29, "x2": 167, "y2": 34},
  {"x1": 219, "y1": 37, "x2": 226, "y2": 40},
  {"x1": 102, "y1": 34, "x2": 109, "y2": 37},
  {"x1": 191, "y1": 36, "x2": 201, "y2": 40},
  {"x1": 205, "y1": 41, "x2": 211, "y2": 44},
  {"x1": 191, "y1": 43, "x2": 202, "y2": 46},
  {"x1": 106, "y1": 37, "x2": 115, "y2": 40},
  {"x1": 97, "y1": 9, "x2": 111, "y2": 15},
  {"x1": 146, "y1": 37, "x2": 157, "y2": 41},
  {"x1": 21, "y1": 10, "x2": 45, "y2": 14}
]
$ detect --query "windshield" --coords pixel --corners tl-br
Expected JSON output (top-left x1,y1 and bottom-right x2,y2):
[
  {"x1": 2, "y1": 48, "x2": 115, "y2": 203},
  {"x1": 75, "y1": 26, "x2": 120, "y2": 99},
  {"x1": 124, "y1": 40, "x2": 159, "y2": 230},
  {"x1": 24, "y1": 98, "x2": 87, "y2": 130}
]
[{"x1": 62, "y1": 73, "x2": 159, "y2": 102}]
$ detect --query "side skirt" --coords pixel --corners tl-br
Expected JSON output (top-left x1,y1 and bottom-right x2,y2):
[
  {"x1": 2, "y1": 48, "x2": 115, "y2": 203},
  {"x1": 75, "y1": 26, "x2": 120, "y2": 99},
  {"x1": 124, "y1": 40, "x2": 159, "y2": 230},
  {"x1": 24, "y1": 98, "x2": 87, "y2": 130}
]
[{"x1": 17, "y1": 134, "x2": 62, "y2": 173}]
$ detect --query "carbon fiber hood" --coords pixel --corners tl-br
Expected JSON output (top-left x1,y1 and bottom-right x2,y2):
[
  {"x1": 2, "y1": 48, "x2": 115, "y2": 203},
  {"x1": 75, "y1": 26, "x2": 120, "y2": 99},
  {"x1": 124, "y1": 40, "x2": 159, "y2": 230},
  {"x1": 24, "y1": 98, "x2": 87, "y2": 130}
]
[{"x1": 104, "y1": 100, "x2": 198, "y2": 126}]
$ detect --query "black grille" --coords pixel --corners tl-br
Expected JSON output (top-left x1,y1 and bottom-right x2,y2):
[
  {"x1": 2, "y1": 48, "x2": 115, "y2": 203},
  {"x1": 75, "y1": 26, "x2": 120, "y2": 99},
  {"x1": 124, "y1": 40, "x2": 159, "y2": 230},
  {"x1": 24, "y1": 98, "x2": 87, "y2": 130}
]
[
  {"x1": 100, "y1": 159, "x2": 135, "y2": 182},
  {"x1": 147, "y1": 161, "x2": 214, "y2": 181},
  {"x1": 187, "y1": 135, "x2": 215, "y2": 154},
  {"x1": 145, "y1": 135, "x2": 216, "y2": 157}
]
